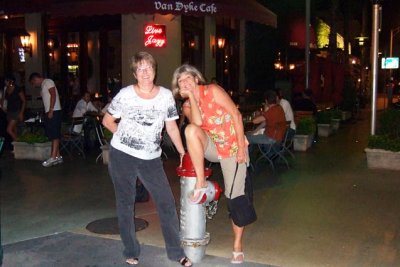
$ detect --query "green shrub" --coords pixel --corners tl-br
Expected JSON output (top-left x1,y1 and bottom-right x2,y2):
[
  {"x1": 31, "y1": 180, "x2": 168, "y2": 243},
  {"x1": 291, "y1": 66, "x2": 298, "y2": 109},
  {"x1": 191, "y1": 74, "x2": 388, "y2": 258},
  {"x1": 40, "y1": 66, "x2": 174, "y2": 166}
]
[
  {"x1": 17, "y1": 133, "x2": 48, "y2": 144},
  {"x1": 330, "y1": 109, "x2": 341, "y2": 120},
  {"x1": 316, "y1": 110, "x2": 332, "y2": 124},
  {"x1": 367, "y1": 109, "x2": 400, "y2": 151},
  {"x1": 367, "y1": 135, "x2": 400, "y2": 152},
  {"x1": 378, "y1": 109, "x2": 400, "y2": 139},
  {"x1": 296, "y1": 117, "x2": 316, "y2": 135}
]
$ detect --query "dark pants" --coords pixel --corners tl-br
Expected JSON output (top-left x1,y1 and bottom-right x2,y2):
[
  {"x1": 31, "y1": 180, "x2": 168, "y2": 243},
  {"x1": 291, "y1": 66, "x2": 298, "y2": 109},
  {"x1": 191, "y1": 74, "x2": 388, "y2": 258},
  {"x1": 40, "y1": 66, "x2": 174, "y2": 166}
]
[{"x1": 108, "y1": 146, "x2": 185, "y2": 261}]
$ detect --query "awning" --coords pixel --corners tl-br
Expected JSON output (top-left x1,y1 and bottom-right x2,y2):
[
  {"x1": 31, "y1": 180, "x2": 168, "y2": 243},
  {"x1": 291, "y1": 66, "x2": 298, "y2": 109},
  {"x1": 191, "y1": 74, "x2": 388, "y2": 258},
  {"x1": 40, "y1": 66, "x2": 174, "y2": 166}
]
[{"x1": 2, "y1": 0, "x2": 277, "y2": 28}]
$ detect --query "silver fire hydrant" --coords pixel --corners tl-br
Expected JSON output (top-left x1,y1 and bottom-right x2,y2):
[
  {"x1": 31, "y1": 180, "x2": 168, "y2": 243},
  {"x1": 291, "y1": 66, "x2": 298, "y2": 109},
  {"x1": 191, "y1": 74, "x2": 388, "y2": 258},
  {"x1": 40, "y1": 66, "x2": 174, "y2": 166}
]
[{"x1": 177, "y1": 153, "x2": 222, "y2": 263}]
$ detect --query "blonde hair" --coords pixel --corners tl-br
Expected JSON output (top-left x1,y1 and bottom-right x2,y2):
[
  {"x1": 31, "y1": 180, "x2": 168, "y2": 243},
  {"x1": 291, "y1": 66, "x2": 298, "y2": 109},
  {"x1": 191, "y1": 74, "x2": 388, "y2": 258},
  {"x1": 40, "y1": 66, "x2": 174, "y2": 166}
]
[
  {"x1": 171, "y1": 64, "x2": 206, "y2": 97},
  {"x1": 130, "y1": 51, "x2": 157, "y2": 74}
]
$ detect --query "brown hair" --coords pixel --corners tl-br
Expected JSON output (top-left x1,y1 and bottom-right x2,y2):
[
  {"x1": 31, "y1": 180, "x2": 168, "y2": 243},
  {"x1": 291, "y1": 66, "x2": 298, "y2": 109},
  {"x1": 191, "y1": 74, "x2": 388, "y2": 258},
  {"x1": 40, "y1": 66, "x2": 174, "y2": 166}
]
[
  {"x1": 130, "y1": 51, "x2": 157, "y2": 74},
  {"x1": 171, "y1": 64, "x2": 206, "y2": 97}
]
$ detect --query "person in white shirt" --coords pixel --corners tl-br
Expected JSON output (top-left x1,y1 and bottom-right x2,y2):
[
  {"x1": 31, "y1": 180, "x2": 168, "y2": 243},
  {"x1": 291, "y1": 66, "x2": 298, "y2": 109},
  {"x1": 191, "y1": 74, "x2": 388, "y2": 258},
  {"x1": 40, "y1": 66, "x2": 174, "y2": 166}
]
[
  {"x1": 29, "y1": 73, "x2": 63, "y2": 167},
  {"x1": 276, "y1": 88, "x2": 296, "y2": 131},
  {"x1": 72, "y1": 91, "x2": 98, "y2": 118}
]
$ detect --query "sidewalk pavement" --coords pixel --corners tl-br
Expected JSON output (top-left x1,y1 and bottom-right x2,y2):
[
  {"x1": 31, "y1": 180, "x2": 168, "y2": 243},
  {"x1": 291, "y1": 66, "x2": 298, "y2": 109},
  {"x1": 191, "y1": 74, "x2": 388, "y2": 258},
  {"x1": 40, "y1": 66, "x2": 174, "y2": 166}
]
[{"x1": 1, "y1": 109, "x2": 400, "y2": 267}]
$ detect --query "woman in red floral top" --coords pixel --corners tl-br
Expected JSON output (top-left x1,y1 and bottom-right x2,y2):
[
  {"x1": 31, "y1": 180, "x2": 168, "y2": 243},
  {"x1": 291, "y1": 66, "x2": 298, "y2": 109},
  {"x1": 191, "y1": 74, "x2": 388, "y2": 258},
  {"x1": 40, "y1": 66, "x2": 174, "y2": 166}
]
[{"x1": 172, "y1": 64, "x2": 249, "y2": 264}]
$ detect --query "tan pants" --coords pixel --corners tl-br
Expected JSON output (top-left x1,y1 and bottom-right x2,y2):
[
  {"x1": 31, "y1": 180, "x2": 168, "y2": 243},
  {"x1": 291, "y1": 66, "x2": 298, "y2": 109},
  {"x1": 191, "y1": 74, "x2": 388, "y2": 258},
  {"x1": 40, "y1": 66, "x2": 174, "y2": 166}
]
[{"x1": 204, "y1": 135, "x2": 248, "y2": 199}]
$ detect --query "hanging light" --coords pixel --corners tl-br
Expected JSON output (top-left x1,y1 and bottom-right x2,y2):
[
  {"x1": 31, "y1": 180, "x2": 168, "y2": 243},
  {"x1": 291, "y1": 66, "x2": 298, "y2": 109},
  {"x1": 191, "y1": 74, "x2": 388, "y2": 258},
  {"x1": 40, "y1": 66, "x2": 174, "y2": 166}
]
[
  {"x1": 217, "y1": 37, "x2": 225, "y2": 49},
  {"x1": 20, "y1": 30, "x2": 32, "y2": 57}
]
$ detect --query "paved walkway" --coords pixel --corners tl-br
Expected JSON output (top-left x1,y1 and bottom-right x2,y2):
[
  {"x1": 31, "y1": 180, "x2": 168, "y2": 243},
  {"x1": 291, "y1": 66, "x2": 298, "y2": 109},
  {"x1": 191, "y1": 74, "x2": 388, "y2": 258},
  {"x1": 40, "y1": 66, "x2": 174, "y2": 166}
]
[{"x1": 1, "y1": 109, "x2": 400, "y2": 267}]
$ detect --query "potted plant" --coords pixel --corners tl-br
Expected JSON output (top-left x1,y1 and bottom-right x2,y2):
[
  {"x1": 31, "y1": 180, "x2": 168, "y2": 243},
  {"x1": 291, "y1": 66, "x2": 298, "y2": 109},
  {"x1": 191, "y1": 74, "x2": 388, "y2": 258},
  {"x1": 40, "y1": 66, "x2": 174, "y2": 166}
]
[
  {"x1": 13, "y1": 133, "x2": 51, "y2": 160},
  {"x1": 316, "y1": 110, "x2": 333, "y2": 137},
  {"x1": 365, "y1": 109, "x2": 400, "y2": 170},
  {"x1": 330, "y1": 109, "x2": 341, "y2": 131},
  {"x1": 293, "y1": 117, "x2": 316, "y2": 151}
]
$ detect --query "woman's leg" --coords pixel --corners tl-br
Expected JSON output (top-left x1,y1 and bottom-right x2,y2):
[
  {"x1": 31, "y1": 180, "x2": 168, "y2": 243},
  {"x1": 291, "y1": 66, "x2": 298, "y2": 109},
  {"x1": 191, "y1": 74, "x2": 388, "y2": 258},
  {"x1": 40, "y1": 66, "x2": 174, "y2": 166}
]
[
  {"x1": 6, "y1": 119, "x2": 17, "y2": 141},
  {"x1": 138, "y1": 158, "x2": 187, "y2": 262},
  {"x1": 220, "y1": 158, "x2": 248, "y2": 260},
  {"x1": 108, "y1": 147, "x2": 140, "y2": 259},
  {"x1": 184, "y1": 124, "x2": 209, "y2": 190},
  {"x1": 232, "y1": 222, "x2": 244, "y2": 253}
]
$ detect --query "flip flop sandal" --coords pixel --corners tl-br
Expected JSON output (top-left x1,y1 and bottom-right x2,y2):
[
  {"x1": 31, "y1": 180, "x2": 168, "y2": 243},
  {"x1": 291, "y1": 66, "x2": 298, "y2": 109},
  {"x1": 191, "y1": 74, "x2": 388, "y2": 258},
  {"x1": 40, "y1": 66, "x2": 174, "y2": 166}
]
[
  {"x1": 179, "y1": 256, "x2": 193, "y2": 267},
  {"x1": 231, "y1": 251, "x2": 244, "y2": 264},
  {"x1": 189, "y1": 184, "x2": 211, "y2": 204},
  {"x1": 126, "y1": 258, "x2": 139, "y2": 265}
]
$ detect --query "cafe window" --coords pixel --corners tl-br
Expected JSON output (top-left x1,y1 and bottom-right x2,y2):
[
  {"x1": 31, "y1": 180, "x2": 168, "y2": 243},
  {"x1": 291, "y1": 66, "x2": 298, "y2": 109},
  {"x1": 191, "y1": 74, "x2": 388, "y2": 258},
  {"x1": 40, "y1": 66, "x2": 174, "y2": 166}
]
[
  {"x1": 181, "y1": 16, "x2": 204, "y2": 74},
  {"x1": 216, "y1": 17, "x2": 240, "y2": 91}
]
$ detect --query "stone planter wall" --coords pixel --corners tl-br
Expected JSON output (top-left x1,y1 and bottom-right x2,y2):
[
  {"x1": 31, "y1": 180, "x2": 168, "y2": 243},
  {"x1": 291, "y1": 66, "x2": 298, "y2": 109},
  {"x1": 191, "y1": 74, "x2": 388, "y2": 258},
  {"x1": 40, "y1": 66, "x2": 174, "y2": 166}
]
[
  {"x1": 365, "y1": 148, "x2": 400, "y2": 170},
  {"x1": 341, "y1": 111, "x2": 352, "y2": 121},
  {"x1": 293, "y1": 134, "x2": 313, "y2": 151},
  {"x1": 317, "y1": 124, "x2": 332, "y2": 137},
  {"x1": 331, "y1": 119, "x2": 341, "y2": 131},
  {"x1": 13, "y1": 142, "x2": 51, "y2": 161}
]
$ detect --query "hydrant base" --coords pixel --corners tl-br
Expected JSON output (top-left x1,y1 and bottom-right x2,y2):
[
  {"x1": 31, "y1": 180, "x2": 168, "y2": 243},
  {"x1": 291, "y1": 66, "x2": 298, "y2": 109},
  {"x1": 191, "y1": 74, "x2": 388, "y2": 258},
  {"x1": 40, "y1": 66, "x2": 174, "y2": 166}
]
[{"x1": 181, "y1": 232, "x2": 210, "y2": 263}]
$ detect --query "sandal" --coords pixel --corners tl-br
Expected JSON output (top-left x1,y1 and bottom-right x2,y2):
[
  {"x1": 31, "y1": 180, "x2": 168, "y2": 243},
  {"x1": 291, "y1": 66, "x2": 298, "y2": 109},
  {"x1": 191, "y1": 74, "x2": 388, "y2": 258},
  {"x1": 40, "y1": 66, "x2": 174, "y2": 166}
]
[
  {"x1": 179, "y1": 256, "x2": 193, "y2": 267},
  {"x1": 231, "y1": 251, "x2": 244, "y2": 264},
  {"x1": 189, "y1": 185, "x2": 210, "y2": 204},
  {"x1": 126, "y1": 258, "x2": 139, "y2": 265}
]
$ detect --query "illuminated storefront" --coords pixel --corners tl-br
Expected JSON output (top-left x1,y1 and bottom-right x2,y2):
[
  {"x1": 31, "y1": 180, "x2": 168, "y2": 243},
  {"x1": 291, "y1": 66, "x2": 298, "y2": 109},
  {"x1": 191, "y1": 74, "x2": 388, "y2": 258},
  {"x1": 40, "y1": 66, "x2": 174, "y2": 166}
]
[{"x1": 1, "y1": 0, "x2": 276, "y2": 108}]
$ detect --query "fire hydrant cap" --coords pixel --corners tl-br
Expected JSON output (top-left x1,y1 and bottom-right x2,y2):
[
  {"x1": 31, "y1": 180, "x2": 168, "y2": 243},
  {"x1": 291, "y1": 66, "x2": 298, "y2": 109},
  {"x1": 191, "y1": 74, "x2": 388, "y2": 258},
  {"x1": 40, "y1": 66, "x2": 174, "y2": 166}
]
[{"x1": 176, "y1": 153, "x2": 213, "y2": 177}]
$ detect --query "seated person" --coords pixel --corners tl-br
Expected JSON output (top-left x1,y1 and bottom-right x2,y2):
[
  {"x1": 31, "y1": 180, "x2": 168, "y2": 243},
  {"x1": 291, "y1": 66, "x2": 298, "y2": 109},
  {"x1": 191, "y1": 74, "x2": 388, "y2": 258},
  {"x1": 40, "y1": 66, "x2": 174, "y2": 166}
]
[
  {"x1": 276, "y1": 88, "x2": 296, "y2": 133},
  {"x1": 246, "y1": 90, "x2": 287, "y2": 152},
  {"x1": 72, "y1": 91, "x2": 99, "y2": 118},
  {"x1": 72, "y1": 91, "x2": 98, "y2": 133},
  {"x1": 292, "y1": 89, "x2": 317, "y2": 115}
]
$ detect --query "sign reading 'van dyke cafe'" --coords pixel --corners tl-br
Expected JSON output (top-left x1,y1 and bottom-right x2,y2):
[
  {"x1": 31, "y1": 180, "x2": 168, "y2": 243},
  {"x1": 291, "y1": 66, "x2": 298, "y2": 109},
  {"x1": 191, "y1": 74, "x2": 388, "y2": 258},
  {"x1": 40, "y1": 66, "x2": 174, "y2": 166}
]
[{"x1": 154, "y1": 1, "x2": 218, "y2": 15}]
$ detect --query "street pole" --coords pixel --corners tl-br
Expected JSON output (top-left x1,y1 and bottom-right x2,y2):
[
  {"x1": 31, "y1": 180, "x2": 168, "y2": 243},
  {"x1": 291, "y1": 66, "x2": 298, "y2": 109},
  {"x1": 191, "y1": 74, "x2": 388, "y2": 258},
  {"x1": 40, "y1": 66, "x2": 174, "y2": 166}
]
[
  {"x1": 305, "y1": 0, "x2": 310, "y2": 90},
  {"x1": 370, "y1": 1, "x2": 381, "y2": 135}
]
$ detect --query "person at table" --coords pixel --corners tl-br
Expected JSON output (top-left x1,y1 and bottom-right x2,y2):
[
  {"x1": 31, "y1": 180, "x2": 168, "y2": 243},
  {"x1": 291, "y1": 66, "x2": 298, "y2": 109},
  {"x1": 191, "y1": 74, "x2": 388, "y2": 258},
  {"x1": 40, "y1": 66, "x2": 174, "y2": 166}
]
[
  {"x1": 275, "y1": 88, "x2": 296, "y2": 133},
  {"x1": 292, "y1": 88, "x2": 317, "y2": 115},
  {"x1": 2, "y1": 75, "x2": 26, "y2": 142},
  {"x1": 172, "y1": 64, "x2": 249, "y2": 264},
  {"x1": 29, "y1": 72, "x2": 63, "y2": 167},
  {"x1": 72, "y1": 91, "x2": 99, "y2": 118},
  {"x1": 102, "y1": 52, "x2": 192, "y2": 267},
  {"x1": 246, "y1": 90, "x2": 287, "y2": 150}
]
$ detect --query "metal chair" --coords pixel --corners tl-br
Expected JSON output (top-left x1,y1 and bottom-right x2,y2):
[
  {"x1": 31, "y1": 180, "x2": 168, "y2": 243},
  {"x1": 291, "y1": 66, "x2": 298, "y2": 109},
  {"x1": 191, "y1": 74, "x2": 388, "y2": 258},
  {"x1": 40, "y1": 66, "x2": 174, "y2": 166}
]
[
  {"x1": 255, "y1": 127, "x2": 291, "y2": 171},
  {"x1": 60, "y1": 117, "x2": 86, "y2": 159},
  {"x1": 94, "y1": 118, "x2": 109, "y2": 163}
]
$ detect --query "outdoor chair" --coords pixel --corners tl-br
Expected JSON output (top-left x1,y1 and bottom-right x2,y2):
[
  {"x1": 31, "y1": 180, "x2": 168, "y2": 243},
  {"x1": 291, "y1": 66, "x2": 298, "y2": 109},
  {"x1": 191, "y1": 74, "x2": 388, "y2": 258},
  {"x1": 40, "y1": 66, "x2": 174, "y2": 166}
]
[
  {"x1": 94, "y1": 117, "x2": 109, "y2": 163},
  {"x1": 255, "y1": 127, "x2": 291, "y2": 171},
  {"x1": 282, "y1": 122, "x2": 296, "y2": 159},
  {"x1": 60, "y1": 117, "x2": 86, "y2": 159}
]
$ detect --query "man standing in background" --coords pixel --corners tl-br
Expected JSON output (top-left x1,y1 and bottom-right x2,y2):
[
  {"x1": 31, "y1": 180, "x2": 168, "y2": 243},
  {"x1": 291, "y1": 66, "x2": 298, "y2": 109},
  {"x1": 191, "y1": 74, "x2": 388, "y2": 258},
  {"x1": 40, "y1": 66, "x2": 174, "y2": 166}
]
[{"x1": 29, "y1": 73, "x2": 63, "y2": 167}]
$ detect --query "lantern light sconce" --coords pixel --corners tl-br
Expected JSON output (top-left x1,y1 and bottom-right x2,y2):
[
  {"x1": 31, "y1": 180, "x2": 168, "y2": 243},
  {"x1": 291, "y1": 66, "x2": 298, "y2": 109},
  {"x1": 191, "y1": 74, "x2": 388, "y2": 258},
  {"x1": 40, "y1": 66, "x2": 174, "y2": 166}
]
[
  {"x1": 20, "y1": 30, "x2": 32, "y2": 57},
  {"x1": 217, "y1": 37, "x2": 225, "y2": 49}
]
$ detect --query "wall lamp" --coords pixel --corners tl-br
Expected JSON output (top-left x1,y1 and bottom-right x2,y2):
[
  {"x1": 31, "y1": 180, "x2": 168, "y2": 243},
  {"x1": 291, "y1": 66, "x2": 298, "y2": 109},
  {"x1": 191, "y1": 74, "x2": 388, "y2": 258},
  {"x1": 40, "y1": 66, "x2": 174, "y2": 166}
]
[
  {"x1": 217, "y1": 37, "x2": 225, "y2": 49},
  {"x1": 20, "y1": 30, "x2": 32, "y2": 57}
]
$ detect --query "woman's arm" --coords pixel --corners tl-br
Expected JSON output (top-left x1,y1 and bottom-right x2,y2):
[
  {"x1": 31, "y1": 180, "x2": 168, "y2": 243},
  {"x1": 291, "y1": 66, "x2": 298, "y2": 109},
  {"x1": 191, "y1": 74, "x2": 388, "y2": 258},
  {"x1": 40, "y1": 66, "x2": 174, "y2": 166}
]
[
  {"x1": 182, "y1": 91, "x2": 203, "y2": 126},
  {"x1": 165, "y1": 120, "x2": 185, "y2": 155},
  {"x1": 102, "y1": 113, "x2": 118, "y2": 133},
  {"x1": 18, "y1": 90, "x2": 26, "y2": 121},
  {"x1": 211, "y1": 85, "x2": 247, "y2": 163}
]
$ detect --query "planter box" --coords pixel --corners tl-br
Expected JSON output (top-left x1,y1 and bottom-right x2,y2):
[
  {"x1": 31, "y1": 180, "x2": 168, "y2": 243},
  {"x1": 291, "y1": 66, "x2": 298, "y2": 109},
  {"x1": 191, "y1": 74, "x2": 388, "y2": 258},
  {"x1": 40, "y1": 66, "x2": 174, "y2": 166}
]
[
  {"x1": 13, "y1": 141, "x2": 51, "y2": 161},
  {"x1": 317, "y1": 124, "x2": 332, "y2": 137},
  {"x1": 365, "y1": 148, "x2": 400, "y2": 170},
  {"x1": 341, "y1": 111, "x2": 352, "y2": 121},
  {"x1": 331, "y1": 119, "x2": 341, "y2": 131},
  {"x1": 293, "y1": 134, "x2": 313, "y2": 151},
  {"x1": 101, "y1": 144, "x2": 110, "y2": 165}
]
